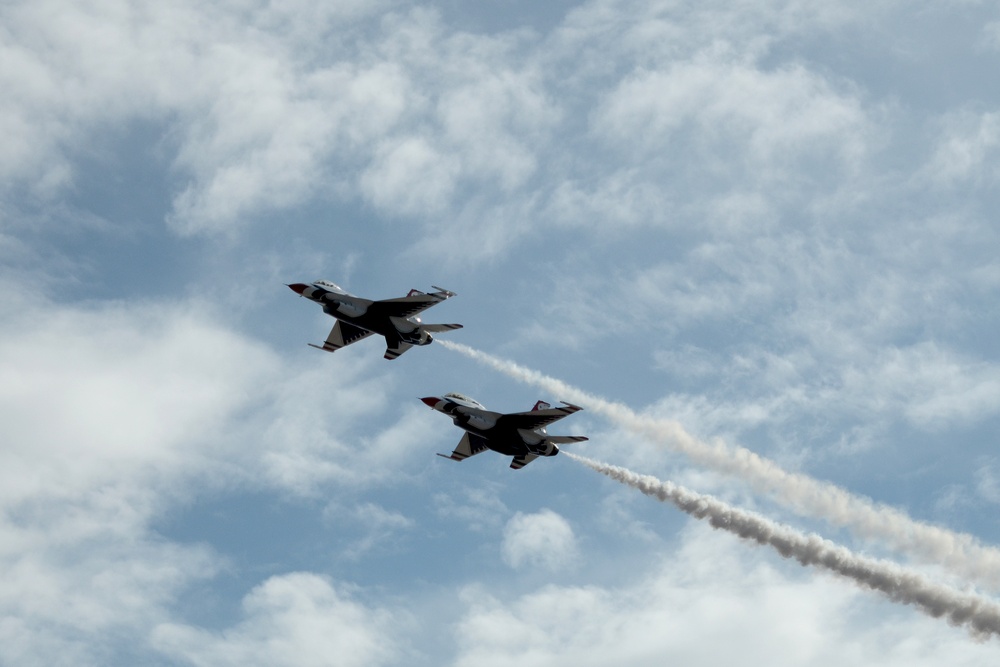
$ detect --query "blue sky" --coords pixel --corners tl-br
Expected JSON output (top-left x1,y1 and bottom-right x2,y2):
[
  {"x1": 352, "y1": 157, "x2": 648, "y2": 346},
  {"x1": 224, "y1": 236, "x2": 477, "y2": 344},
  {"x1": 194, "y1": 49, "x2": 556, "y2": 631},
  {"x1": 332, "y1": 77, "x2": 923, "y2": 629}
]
[{"x1": 3, "y1": 0, "x2": 1000, "y2": 664}]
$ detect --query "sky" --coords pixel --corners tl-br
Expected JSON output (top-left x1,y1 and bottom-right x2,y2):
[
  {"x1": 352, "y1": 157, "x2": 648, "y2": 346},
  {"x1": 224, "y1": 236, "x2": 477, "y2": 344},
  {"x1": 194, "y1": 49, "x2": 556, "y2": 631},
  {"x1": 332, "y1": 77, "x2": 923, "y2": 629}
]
[{"x1": 2, "y1": 0, "x2": 1000, "y2": 664}]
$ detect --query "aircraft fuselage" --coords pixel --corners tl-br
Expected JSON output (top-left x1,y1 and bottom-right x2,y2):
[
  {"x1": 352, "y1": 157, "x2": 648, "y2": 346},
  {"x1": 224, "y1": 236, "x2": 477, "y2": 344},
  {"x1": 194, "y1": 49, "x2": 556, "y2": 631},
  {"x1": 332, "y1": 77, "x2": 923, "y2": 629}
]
[
  {"x1": 422, "y1": 395, "x2": 560, "y2": 459},
  {"x1": 291, "y1": 282, "x2": 432, "y2": 345}
]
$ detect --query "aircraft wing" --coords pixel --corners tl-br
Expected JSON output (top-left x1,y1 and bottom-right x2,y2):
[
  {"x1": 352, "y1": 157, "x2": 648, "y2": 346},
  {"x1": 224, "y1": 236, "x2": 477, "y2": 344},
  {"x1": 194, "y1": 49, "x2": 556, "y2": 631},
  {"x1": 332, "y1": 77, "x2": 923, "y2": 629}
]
[
  {"x1": 437, "y1": 432, "x2": 490, "y2": 462},
  {"x1": 309, "y1": 320, "x2": 374, "y2": 352},
  {"x1": 384, "y1": 338, "x2": 413, "y2": 360},
  {"x1": 371, "y1": 286, "x2": 456, "y2": 319},
  {"x1": 499, "y1": 402, "x2": 584, "y2": 430},
  {"x1": 510, "y1": 453, "x2": 538, "y2": 470}
]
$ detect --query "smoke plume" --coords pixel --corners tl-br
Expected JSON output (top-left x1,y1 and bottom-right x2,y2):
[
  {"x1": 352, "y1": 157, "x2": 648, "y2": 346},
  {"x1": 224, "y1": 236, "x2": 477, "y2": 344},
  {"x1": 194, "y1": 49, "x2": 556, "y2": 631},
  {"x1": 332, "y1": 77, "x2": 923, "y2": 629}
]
[
  {"x1": 566, "y1": 452, "x2": 1000, "y2": 640},
  {"x1": 438, "y1": 340, "x2": 1000, "y2": 589}
]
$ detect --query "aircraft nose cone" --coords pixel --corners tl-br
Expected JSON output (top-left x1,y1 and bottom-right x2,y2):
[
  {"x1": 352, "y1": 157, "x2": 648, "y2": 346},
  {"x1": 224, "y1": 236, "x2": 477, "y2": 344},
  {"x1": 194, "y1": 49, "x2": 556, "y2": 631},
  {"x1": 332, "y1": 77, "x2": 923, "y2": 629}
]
[
  {"x1": 287, "y1": 283, "x2": 308, "y2": 295},
  {"x1": 420, "y1": 397, "x2": 440, "y2": 409}
]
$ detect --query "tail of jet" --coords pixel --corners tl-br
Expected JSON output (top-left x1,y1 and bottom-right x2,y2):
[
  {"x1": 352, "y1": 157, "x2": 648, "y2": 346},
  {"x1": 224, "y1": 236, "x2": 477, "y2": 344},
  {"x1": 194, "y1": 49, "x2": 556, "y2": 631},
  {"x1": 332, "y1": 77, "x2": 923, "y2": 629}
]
[{"x1": 383, "y1": 323, "x2": 463, "y2": 360}]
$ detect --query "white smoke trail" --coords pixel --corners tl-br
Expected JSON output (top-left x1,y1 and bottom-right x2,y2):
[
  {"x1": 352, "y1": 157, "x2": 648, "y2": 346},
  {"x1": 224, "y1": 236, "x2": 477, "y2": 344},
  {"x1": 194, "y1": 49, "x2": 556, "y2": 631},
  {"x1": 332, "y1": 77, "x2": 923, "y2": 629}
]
[
  {"x1": 565, "y1": 452, "x2": 1000, "y2": 640},
  {"x1": 438, "y1": 339, "x2": 1000, "y2": 589}
]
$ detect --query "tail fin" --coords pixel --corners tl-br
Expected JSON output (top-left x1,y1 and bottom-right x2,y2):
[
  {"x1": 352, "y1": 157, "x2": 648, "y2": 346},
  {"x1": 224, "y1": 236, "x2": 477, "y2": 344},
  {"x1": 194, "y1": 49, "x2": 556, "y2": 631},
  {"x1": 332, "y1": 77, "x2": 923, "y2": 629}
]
[{"x1": 532, "y1": 400, "x2": 551, "y2": 411}]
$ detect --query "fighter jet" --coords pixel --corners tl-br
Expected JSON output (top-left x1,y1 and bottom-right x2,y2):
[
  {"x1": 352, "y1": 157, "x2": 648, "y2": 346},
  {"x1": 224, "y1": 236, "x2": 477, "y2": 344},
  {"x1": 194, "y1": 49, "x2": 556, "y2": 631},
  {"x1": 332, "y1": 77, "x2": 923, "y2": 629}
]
[
  {"x1": 287, "y1": 280, "x2": 462, "y2": 360},
  {"x1": 421, "y1": 393, "x2": 588, "y2": 469}
]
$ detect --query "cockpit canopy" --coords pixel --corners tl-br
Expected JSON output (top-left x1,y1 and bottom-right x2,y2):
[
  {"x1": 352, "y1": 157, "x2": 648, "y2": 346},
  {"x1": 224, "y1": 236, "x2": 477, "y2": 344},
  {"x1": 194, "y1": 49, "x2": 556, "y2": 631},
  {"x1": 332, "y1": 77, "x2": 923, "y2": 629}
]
[
  {"x1": 313, "y1": 279, "x2": 346, "y2": 294},
  {"x1": 443, "y1": 392, "x2": 485, "y2": 410}
]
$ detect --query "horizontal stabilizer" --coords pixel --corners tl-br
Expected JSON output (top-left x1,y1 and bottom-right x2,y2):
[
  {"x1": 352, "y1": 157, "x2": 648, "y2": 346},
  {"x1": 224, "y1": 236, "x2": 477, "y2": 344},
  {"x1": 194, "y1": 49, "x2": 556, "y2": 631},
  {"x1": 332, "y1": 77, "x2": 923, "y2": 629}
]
[
  {"x1": 546, "y1": 435, "x2": 589, "y2": 444},
  {"x1": 510, "y1": 453, "x2": 538, "y2": 470},
  {"x1": 384, "y1": 337, "x2": 413, "y2": 360},
  {"x1": 438, "y1": 432, "x2": 489, "y2": 462},
  {"x1": 309, "y1": 320, "x2": 374, "y2": 353},
  {"x1": 422, "y1": 323, "x2": 463, "y2": 333}
]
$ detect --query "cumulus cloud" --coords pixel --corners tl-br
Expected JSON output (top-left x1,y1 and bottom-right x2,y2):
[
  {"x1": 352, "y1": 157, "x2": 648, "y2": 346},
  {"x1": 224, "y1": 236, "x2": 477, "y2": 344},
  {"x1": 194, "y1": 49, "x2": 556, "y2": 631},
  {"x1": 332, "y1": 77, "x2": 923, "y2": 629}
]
[
  {"x1": 4, "y1": 0, "x2": 999, "y2": 660},
  {"x1": 0, "y1": 534, "x2": 217, "y2": 667},
  {"x1": 455, "y1": 527, "x2": 998, "y2": 667},
  {"x1": 152, "y1": 572, "x2": 399, "y2": 667},
  {"x1": 1, "y1": 0, "x2": 403, "y2": 230},
  {"x1": 0, "y1": 281, "x2": 427, "y2": 663},
  {"x1": 501, "y1": 509, "x2": 578, "y2": 571},
  {"x1": 4, "y1": 0, "x2": 885, "y2": 260},
  {"x1": 1, "y1": 0, "x2": 560, "y2": 250},
  {"x1": 0, "y1": 291, "x2": 262, "y2": 664},
  {"x1": 0, "y1": 295, "x2": 271, "y2": 504},
  {"x1": 360, "y1": 136, "x2": 461, "y2": 217}
]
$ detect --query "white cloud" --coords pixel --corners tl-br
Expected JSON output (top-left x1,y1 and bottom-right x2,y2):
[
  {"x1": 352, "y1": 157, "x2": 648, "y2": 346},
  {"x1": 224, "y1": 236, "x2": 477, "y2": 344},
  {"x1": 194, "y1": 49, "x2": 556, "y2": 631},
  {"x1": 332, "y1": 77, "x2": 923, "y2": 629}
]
[
  {"x1": 167, "y1": 53, "x2": 404, "y2": 234},
  {"x1": 642, "y1": 341, "x2": 1000, "y2": 451},
  {"x1": 501, "y1": 509, "x2": 577, "y2": 571},
  {"x1": 434, "y1": 483, "x2": 510, "y2": 532},
  {"x1": 327, "y1": 502, "x2": 416, "y2": 560},
  {"x1": 360, "y1": 136, "x2": 461, "y2": 217},
  {"x1": 595, "y1": 60, "x2": 868, "y2": 168},
  {"x1": 870, "y1": 344, "x2": 1000, "y2": 430},
  {"x1": 975, "y1": 461, "x2": 1000, "y2": 505},
  {"x1": 0, "y1": 283, "x2": 424, "y2": 663},
  {"x1": 512, "y1": 193, "x2": 1000, "y2": 444},
  {"x1": 4, "y1": 0, "x2": 1000, "y2": 664},
  {"x1": 0, "y1": 533, "x2": 217, "y2": 667},
  {"x1": 0, "y1": 0, "x2": 899, "y2": 267},
  {"x1": 0, "y1": 0, "x2": 404, "y2": 231},
  {"x1": 0, "y1": 294, "x2": 272, "y2": 504},
  {"x1": 251, "y1": 368, "x2": 422, "y2": 494},
  {"x1": 924, "y1": 111, "x2": 1000, "y2": 187},
  {"x1": 546, "y1": 171, "x2": 674, "y2": 231},
  {"x1": 1, "y1": 0, "x2": 560, "y2": 247},
  {"x1": 0, "y1": 291, "x2": 259, "y2": 664},
  {"x1": 455, "y1": 526, "x2": 999, "y2": 667},
  {"x1": 152, "y1": 572, "x2": 399, "y2": 667}
]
